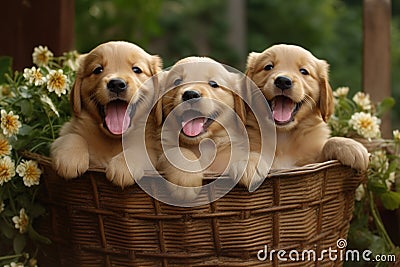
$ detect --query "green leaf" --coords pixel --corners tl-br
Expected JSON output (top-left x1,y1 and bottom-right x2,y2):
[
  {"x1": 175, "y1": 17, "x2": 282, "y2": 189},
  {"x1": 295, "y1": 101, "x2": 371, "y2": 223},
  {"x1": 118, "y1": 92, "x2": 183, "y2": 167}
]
[
  {"x1": 15, "y1": 99, "x2": 33, "y2": 116},
  {"x1": 369, "y1": 234, "x2": 387, "y2": 256},
  {"x1": 368, "y1": 179, "x2": 387, "y2": 194},
  {"x1": 29, "y1": 203, "x2": 46, "y2": 218},
  {"x1": 13, "y1": 233, "x2": 26, "y2": 254},
  {"x1": 380, "y1": 191, "x2": 400, "y2": 210},
  {"x1": 0, "y1": 56, "x2": 12, "y2": 84},
  {"x1": 376, "y1": 97, "x2": 395, "y2": 117},
  {"x1": 347, "y1": 225, "x2": 373, "y2": 250},
  {"x1": 28, "y1": 224, "x2": 51, "y2": 245},
  {"x1": 17, "y1": 124, "x2": 34, "y2": 136},
  {"x1": 0, "y1": 220, "x2": 15, "y2": 239}
]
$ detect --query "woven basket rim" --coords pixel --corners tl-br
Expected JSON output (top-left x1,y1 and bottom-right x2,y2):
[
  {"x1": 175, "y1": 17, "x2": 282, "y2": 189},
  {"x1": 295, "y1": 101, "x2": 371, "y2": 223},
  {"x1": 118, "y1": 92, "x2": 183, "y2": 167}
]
[{"x1": 23, "y1": 151, "x2": 345, "y2": 179}]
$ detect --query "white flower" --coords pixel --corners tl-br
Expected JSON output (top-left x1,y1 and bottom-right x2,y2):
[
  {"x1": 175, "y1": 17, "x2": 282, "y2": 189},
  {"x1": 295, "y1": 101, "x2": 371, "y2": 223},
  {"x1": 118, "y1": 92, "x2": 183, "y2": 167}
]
[
  {"x1": 333, "y1": 87, "x2": 349, "y2": 98},
  {"x1": 0, "y1": 135, "x2": 12, "y2": 157},
  {"x1": 63, "y1": 50, "x2": 80, "y2": 71},
  {"x1": 386, "y1": 172, "x2": 396, "y2": 190},
  {"x1": 16, "y1": 160, "x2": 41, "y2": 187},
  {"x1": 32, "y1": 45, "x2": 53, "y2": 66},
  {"x1": 348, "y1": 112, "x2": 381, "y2": 139},
  {"x1": 370, "y1": 150, "x2": 389, "y2": 172},
  {"x1": 46, "y1": 69, "x2": 69, "y2": 97},
  {"x1": 12, "y1": 208, "x2": 29, "y2": 234},
  {"x1": 1, "y1": 110, "x2": 22, "y2": 137},
  {"x1": 0, "y1": 156, "x2": 15, "y2": 185},
  {"x1": 353, "y1": 92, "x2": 372, "y2": 111},
  {"x1": 393, "y1": 129, "x2": 400, "y2": 142},
  {"x1": 355, "y1": 184, "x2": 365, "y2": 201},
  {"x1": 23, "y1": 66, "x2": 46, "y2": 86}
]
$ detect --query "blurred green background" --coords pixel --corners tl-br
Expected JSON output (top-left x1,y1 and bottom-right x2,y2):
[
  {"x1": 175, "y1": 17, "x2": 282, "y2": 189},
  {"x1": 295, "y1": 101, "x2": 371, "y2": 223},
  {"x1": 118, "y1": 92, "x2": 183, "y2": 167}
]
[{"x1": 75, "y1": 0, "x2": 400, "y2": 128}]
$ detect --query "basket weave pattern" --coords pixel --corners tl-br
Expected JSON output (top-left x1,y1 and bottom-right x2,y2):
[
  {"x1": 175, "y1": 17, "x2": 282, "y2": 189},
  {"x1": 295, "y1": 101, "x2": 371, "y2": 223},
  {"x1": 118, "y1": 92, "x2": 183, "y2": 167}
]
[{"x1": 31, "y1": 153, "x2": 364, "y2": 267}]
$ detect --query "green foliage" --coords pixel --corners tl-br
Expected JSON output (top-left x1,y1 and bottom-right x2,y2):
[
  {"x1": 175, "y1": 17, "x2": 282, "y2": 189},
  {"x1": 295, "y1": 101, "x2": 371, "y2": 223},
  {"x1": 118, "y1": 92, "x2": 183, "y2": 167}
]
[
  {"x1": 330, "y1": 86, "x2": 400, "y2": 265},
  {"x1": 0, "y1": 47, "x2": 76, "y2": 266},
  {"x1": 150, "y1": 0, "x2": 239, "y2": 68},
  {"x1": 75, "y1": 0, "x2": 163, "y2": 52}
]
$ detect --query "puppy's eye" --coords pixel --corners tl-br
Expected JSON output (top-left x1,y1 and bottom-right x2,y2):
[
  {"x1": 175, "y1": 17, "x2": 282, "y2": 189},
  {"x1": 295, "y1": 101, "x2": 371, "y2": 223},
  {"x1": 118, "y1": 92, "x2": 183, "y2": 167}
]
[
  {"x1": 173, "y1": 78, "x2": 182, "y2": 86},
  {"x1": 209, "y1": 80, "x2": 219, "y2": 88},
  {"x1": 93, "y1": 66, "x2": 103, "y2": 75},
  {"x1": 300, "y1": 68, "x2": 309, "y2": 75},
  {"x1": 132, "y1": 66, "x2": 143, "y2": 74},
  {"x1": 264, "y1": 64, "x2": 274, "y2": 71}
]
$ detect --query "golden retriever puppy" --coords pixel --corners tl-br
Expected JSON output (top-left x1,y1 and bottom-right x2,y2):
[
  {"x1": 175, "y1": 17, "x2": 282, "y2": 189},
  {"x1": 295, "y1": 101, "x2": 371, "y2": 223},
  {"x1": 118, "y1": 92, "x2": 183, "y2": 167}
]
[
  {"x1": 246, "y1": 44, "x2": 369, "y2": 170},
  {"x1": 156, "y1": 56, "x2": 269, "y2": 200},
  {"x1": 51, "y1": 41, "x2": 162, "y2": 187}
]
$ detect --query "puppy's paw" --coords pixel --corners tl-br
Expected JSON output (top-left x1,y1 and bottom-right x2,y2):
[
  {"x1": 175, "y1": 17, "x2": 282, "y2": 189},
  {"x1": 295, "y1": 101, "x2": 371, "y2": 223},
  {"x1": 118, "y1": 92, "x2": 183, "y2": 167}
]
[
  {"x1": 106, "y1": 153, "x2": 140, "y2": 188},
  {"x1": 165, "y1": 174, "x2": 203, "y2": 201},
  {"x1": 51, "y1": 136, "x2": 89, "y2": 179},
  {"x1": 229, "y1": 152, "x2": 269, "y2": 191},
  {"x1": 158, "y1": 160, "x2": 203, "y2": 201},
  {"x1": 322, "y1": 137, "x2": 369, "y2": 171}
]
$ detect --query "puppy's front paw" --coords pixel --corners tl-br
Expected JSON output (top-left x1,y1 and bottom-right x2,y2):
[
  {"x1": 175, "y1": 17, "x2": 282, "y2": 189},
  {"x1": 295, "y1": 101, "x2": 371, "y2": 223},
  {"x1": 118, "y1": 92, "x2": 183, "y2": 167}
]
[
  {"x1": 165, "y1": 171, "x2": 203, "y2": 201},
  {"x1": 106, "y1": 153, "x2": 140, "y2": 188},
  {"x1": 157, "y1": 154, "x2": 203, "y2": 201},
  {"x1": 51, "y1": 136, "x2": 89, "y2": 179},
  {"x1": 322, "y1": 137, "x2": 369, "y2": 171},
  {"x1": 156, "y1": 148, "x2": 205, "y2": 201},
  {"x1": 229, "y1": 152, "x2": 269, "y2": 191}
]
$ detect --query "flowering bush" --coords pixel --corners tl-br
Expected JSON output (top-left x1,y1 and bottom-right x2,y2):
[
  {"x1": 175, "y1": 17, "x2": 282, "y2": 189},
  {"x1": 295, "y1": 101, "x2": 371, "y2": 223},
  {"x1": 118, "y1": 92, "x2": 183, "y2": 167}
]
[
  {"x1": 330, "y1": 87, "x2": 400, "y2": 265},
  {"x1": 0, "y1": 46, "x2": 77, "y2": 266}
]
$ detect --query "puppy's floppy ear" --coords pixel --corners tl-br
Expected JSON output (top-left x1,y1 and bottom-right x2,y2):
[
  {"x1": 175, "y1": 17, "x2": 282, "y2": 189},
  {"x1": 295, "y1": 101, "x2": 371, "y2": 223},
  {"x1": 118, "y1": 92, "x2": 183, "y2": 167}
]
[
  {"x1": 148, "y1": 55, "x2": 163, "y2": 126},
  {"x1": 245, "y1": 52, "x2": 261, "y2": 78},
  {"x1": 234, "y1": 93, "x2": 246, "y2": 124},
  {"x1": 154, "y1": 97, "x2": 163, "y2": 126},
  {"x1": 153, "y1": 70, "x2": 166, "y2": 126},
  {"x1": 70, "y1": 54, "x2": 87, "y2": 116},
  {"x1": 318, "y1": 60, "x2": 334, "y2": 122},
  {"x1": 149, "y1": 55, "x2": 163, "y2": 76},
  {"x1": 232, "y1": 74, "x2": 247, "y2": 124}
]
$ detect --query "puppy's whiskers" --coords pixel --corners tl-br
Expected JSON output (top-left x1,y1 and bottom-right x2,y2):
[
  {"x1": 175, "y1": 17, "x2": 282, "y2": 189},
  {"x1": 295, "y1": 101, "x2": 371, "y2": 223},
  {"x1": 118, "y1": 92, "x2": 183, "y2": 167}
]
[{"x1": 303, "y1": 94, "x2": 316, "y2": 109}]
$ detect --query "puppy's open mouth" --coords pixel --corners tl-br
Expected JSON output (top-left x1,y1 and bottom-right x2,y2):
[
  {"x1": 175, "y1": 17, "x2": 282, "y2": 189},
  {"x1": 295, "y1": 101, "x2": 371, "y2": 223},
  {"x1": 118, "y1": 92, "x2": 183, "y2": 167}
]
[
  {"x1": 270, "y1": 96, "x2": 301, "y2": 125},
  {"x1": 180, "y1": 110, "x2": 215, "y2": 137},
  {"x1": 100, "y1": 100, "x2": 132, "y2": 135}
]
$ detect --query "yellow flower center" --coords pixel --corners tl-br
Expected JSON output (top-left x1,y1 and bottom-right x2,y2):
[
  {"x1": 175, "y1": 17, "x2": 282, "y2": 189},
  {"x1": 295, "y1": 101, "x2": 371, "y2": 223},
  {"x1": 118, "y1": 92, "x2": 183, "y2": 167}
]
[
  {"x1": 0, "y1": 165, "x2": 11, "y2": 178},
  {"x1": 25, "y1": 164, "x2": 40, "y2": 180},
  {"x1": 33, "y1": 70, "x2": 43, "y2": 80},
  {"x1": 359, "y1": 118, "x2": 373, "y2": 129},
  {"x1": 2, "y1": 115, "x2": 18, "y2": 129},
  {"x1": 0, "y1": 139, "x2": 10, "y2": 156},
  {"x1": 37, "y1": 53, "x2": 49, "y2": 64},
  {"x1": 49, "y1": 72, "x2": 66, "y2": 89}
]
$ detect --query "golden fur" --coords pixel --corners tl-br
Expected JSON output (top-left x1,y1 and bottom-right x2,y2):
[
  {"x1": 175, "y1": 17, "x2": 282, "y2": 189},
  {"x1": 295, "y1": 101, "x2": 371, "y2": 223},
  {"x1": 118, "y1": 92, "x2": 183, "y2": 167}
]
[
  {"x1": 51, "y1": 41, "x2": 162, "y2": 187},
  {"x1": 246, "y1": 44, "x2": 369, "y2": 170},
  {"x1": 156, "y1": 56, "x2": 267, "y2": 200}
]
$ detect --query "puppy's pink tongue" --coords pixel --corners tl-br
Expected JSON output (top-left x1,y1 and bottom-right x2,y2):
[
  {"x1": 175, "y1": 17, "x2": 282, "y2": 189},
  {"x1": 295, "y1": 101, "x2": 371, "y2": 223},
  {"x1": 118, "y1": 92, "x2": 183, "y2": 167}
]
[
  {"x1": 182, "y1": 118, "x2": 205, "y2": 137},
  {"x1": 273, "y1": 97, "x2": 294, "y2": 123},
  {"x1": 105, "y1": 101, "x2": 130, "y2": 135}
]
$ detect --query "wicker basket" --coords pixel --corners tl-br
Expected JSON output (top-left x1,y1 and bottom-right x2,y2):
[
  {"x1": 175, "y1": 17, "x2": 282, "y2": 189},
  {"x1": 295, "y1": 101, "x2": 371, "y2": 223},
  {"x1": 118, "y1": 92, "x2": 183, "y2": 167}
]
[{"x1": 28, "y1": 153, "x2": 365, "y2": 267}]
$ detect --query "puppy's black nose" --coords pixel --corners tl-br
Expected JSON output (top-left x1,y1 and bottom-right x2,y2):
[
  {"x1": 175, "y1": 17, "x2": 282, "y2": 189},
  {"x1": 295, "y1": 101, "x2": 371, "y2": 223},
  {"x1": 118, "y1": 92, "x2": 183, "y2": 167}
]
[
  {"x1": 107, "y1": 78, "x2": 127, "y2": 94},
  {"x1": 274, "y1": 76, "x2": 293, "y2": 90},
  {"x1": 182, "y1": 90, "x2": 201, "y2": 102}
]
